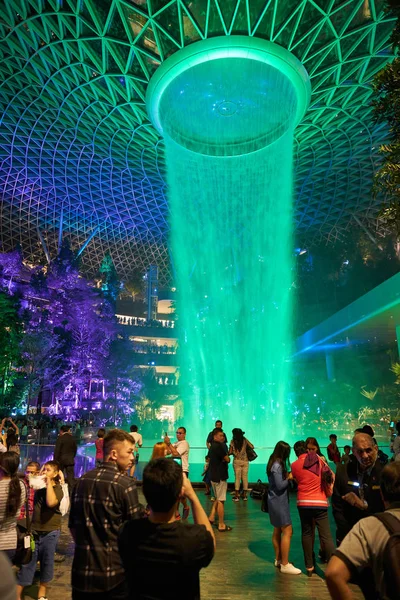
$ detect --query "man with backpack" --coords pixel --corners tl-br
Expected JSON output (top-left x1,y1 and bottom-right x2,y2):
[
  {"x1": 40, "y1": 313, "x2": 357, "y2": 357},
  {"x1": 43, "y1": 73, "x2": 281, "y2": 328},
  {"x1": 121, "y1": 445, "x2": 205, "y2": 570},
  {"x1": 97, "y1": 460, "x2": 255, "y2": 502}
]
[{"x1": 325, "y1": 461, "x2": 400, "y2": 600}]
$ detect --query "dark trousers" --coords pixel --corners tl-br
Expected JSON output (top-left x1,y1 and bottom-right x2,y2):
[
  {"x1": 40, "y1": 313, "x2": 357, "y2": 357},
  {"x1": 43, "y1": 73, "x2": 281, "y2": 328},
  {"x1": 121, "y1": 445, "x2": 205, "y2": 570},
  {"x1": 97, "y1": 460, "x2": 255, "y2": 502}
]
[
  {"x1": 61, "y1": 464, "x2": 75, "y2": 495},
  {"x1": 72, "y1": 580, "x2": 129, "y2": 600},
  {"x1": 298, "y1": 507, "x2": 335, "y2": 569}
]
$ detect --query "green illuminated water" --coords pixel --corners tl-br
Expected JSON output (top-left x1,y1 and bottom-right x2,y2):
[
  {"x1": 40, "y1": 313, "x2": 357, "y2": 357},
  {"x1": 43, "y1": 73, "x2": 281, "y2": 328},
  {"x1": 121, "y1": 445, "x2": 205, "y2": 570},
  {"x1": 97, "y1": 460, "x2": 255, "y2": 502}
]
[
  {"x1": 167, "y1": 139, "x2": 294, "y2": 446},
  {"x1": 158, "y1": 53, "x2": 299, "y2": 447}
]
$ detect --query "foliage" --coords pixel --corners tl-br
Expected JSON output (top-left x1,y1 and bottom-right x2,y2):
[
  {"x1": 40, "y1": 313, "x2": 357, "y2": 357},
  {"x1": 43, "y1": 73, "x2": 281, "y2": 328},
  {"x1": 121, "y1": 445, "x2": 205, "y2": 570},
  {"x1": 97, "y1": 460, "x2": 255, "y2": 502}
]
[
  {"x1": 372, "y1": 1, "x2": 400, "y2": 202},
  {"x1": 103, "y1": 334, "x2": 141, "y2": 423},
  {"x1": 0, "y1": 292, "x2": 23, "y2": 402},
  {"x1": 99, "y1": 252, "x2": 120, "y2": 304},
  {"x1": 360, "y1": 386, "x2": 379, "y2": 401},
  {"x1": 390, "y1": 361, "x2": 400, "y2": 384},
  {"x1": 0, "y1": 247, "x2": 142, "y2": 413}
]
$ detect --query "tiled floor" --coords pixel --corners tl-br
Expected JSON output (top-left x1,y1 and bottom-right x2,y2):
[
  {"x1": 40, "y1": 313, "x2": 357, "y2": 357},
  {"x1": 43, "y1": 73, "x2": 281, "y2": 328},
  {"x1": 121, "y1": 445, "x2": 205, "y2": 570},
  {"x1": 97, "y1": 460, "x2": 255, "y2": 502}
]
[{"x1": 20, "y1": 489, "x2": 364, "y2": 600}]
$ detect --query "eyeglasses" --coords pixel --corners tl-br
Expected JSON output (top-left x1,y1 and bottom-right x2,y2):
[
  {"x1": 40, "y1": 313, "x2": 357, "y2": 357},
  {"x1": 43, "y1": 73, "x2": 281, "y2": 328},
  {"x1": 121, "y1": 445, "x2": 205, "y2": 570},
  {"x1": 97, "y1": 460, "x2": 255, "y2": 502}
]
[{"x1": 176, "y1": 431, "x2": 183, "y2": 435}]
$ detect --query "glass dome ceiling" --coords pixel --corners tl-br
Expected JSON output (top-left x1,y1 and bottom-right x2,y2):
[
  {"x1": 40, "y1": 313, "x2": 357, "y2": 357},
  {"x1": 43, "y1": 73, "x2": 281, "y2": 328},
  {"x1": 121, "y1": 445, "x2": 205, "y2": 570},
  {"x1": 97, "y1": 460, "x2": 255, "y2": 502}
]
[{"x1": 0, "y1": 0, "x2": 396, "y2": 285}]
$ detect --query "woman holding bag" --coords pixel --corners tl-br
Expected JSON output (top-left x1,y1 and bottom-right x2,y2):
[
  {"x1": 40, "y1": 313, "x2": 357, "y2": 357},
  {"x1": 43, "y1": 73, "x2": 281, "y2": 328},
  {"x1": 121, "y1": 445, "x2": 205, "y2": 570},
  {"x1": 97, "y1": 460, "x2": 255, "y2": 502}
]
[
  {"x1": 229, "y1": 428, "x2": 254, "y2": 501},
  {"x1": 291, "y1": 440, "x2": 335, "y2": 576}
]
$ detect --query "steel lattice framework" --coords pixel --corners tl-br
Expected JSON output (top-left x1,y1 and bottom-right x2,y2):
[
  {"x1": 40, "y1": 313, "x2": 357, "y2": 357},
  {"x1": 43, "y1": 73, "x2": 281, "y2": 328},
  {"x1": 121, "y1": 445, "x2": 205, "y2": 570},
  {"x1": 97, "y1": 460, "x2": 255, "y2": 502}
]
[{"x1": 0, "y1": 0, "x2": 396, "y2": 285}]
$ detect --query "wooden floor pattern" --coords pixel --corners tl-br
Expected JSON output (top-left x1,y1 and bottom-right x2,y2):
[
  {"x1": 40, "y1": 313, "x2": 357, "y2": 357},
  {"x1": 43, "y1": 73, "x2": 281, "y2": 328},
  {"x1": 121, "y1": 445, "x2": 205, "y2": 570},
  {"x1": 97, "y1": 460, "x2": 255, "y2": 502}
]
[{"x1": 20, "y1": 489, "x2": 364, "y2": 600}]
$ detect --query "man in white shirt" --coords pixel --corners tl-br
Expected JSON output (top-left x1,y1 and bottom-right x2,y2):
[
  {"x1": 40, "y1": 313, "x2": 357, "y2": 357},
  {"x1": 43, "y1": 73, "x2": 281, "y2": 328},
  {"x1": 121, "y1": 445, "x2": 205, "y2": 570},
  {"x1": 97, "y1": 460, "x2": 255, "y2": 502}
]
[
  {"x1": 164, "y1": 427, "x2": 190, "y2": 520},
  {"x1": 129, "y1": 425, "x2": 143, "y2": 478}
]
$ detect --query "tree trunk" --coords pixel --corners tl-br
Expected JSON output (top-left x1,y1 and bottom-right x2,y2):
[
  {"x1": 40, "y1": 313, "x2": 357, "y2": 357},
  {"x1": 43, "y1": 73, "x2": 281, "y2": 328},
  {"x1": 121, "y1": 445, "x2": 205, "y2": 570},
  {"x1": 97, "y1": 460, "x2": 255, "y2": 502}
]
[{"x1": 113, "y1": 378, "x2": 118, "y2": 425}]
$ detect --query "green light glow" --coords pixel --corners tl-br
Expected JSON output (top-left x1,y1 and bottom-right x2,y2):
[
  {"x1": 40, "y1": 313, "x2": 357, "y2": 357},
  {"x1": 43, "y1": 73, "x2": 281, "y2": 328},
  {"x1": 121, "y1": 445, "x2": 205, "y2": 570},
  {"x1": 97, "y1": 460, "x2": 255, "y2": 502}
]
[
  {"x1": 147, "y1": 38, "x2": 310, "y2": 445},
  {"x1": 147, "y1": 36, "x2": 311, "y2": 156}
]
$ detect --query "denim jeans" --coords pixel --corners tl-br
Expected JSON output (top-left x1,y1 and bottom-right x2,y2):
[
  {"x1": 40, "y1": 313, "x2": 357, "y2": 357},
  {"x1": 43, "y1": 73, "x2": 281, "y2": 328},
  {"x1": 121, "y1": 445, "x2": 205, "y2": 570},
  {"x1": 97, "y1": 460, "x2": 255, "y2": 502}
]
[{"x1": 298, "y1": 507, "x2": 335, "y2": 568}]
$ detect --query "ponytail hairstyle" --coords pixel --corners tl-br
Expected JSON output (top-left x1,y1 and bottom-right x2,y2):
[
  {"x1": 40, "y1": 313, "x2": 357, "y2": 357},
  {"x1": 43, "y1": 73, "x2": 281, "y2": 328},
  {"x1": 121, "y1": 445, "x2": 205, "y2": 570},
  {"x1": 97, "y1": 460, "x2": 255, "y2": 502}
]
[{"x1": 0, "y1": 451, "x2": 22, "y2": 518}]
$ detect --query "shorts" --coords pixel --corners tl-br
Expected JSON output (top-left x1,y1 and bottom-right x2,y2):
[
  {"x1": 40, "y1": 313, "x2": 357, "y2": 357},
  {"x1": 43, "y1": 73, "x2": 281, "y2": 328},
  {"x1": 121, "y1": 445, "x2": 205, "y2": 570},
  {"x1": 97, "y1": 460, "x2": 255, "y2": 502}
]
[
  {"x1": 17, "y1": 529, "x2": 60, "y2": 586},
  {"x1": 211, "y1": 480, "x2": 228, "y2": 502}
]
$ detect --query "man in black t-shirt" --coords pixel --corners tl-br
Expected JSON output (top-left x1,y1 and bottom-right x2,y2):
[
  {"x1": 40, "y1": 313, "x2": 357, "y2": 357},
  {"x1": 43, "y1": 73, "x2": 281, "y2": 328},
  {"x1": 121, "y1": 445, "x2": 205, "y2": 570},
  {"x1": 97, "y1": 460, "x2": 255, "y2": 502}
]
[
  {"x1": 118, "y1": 459, "x2": 215, "y2": 600},
  {"x1": 206, "y1": 420, "x2": 227, "y2": 449},
  {"x1": 208, "y1": 428, "x2": 232, "y2": 532}
]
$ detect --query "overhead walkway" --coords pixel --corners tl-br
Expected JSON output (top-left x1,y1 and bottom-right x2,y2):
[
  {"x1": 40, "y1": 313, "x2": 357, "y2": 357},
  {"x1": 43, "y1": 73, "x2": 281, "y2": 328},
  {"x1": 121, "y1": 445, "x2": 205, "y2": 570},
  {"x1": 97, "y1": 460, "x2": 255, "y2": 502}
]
[{"x1": 295, "y1": 271, "x2": 400, "y2": 355}]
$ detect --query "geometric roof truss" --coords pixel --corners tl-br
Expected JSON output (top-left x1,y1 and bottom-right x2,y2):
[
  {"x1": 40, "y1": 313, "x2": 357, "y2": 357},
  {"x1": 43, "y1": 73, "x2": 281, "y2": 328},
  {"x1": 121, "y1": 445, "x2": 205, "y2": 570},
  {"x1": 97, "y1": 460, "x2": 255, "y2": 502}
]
[{"x1": 0, "y1": 1, "x2": 396, "y2": 285}]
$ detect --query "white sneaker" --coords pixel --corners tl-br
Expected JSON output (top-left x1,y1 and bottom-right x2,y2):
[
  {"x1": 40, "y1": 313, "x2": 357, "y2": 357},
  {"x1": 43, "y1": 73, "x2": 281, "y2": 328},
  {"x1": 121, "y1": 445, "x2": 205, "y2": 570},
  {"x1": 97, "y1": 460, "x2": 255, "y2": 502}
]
[
  {"x1": 280, "y1": 563, "x2": 301, "y2": 575},
  {"x1": 274, "y1": 559, "x2": 281, "y2": 568}
]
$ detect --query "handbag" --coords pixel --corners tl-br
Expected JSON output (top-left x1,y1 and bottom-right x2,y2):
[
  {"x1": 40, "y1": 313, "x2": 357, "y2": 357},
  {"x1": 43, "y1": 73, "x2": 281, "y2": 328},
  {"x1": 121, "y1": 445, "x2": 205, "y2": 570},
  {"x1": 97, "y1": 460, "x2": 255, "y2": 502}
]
[
  {"x1": 245, "y1": 441, "x2": 258, "y2": 462},
  {"x1": 250, "y1": 479, "x2": 268, "y2": 499},
  {"x1": 261, "y1": 487, "x2": 269, "y2": 513},
  {"x1": 14, "y1": 484, "x2": 35, "y2": 567}
]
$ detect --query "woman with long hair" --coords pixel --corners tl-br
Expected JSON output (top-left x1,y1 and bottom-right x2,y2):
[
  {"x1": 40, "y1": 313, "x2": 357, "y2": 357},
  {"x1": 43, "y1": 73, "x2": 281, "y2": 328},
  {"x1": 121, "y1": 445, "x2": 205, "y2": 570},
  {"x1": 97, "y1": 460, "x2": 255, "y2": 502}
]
[
  {"x1": 266, "y1": 441, "x2": 301, "y2": 575},
  {"x1": 305, "y1": 437, "x2": 327, "y2": 461},
  {"x1": 229, "y1": 428, "x2": 254, "y2": 501},
  {"x1": 151, "y1": 442, "x2": 168, "y2": 460},
  {"x1": 17, "y1": 460, "x2": 64, "y2": 600},
  {"x1": 0, "y1": 451, "x2": 26, "y2": 561}
]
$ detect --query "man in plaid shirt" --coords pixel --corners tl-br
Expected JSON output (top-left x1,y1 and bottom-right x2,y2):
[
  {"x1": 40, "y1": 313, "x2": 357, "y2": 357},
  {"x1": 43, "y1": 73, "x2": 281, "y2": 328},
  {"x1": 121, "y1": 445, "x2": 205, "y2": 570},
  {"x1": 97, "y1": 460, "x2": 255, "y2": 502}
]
[{"x1": 69, "y1": 429, "x2": 143, "y2": 600}]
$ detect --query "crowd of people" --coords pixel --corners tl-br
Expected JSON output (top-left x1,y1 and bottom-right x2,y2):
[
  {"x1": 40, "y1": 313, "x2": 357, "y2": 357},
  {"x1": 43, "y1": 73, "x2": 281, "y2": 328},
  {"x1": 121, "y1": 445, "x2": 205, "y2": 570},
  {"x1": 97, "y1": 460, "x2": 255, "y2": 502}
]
[{"x1": 0, "y1": 416, "x2": 399, "y2": 600}]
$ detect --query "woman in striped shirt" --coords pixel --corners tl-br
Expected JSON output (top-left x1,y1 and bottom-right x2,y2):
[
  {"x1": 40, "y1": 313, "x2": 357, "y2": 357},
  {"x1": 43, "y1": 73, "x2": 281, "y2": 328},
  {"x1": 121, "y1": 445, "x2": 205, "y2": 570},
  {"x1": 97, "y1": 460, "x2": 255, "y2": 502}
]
[{"x1": 0, "y1": 451, "x2": 26, "y2": 561}]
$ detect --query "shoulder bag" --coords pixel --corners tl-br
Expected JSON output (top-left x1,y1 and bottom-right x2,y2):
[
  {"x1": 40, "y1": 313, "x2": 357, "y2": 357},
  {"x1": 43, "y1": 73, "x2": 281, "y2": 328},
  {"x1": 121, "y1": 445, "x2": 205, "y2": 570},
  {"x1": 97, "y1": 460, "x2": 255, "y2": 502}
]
[
  {"x1": 245, "y1": 440, "x2": 258, "y2": 462},
  {"x1": 14, "y1": 483, "x2": 35, "y2": 567}
]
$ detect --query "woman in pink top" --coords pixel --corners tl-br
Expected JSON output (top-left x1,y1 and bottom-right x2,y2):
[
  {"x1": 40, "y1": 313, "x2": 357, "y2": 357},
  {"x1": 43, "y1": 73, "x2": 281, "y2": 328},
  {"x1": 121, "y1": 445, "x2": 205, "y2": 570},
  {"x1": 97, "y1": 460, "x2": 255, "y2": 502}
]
[
  {"x1": 95, "y1": 428, "x2": 105, "y2": 467},
  {"x1": 291, "y1": 439, "x2": 335, "y2": 576}
]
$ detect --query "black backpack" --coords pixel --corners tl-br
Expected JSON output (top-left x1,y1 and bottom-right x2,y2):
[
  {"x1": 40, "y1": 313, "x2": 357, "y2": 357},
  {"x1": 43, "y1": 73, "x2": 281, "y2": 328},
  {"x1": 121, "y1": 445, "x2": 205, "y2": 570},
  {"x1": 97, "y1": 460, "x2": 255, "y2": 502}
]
[
  {"x1": 250, "y1": 479, "x2": 268, "y2": 499},
  {"x1": 374, "y1": 512, "x2": 400, "y2": 600}
]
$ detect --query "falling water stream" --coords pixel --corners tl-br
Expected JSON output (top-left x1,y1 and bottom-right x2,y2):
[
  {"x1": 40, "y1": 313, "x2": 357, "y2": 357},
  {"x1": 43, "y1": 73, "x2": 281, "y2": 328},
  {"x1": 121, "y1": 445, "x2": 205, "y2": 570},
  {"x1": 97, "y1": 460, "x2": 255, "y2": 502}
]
[{"x1": 147, "y1": 38, "x2": 310, "y2": 446}]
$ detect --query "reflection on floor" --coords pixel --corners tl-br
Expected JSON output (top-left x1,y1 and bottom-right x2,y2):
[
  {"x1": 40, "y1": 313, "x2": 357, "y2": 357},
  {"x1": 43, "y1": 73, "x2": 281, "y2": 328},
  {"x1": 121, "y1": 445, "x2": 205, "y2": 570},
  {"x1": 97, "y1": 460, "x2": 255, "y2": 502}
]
[{"x1": 21, "y1": 490, "x2": 364, "y2": 600}]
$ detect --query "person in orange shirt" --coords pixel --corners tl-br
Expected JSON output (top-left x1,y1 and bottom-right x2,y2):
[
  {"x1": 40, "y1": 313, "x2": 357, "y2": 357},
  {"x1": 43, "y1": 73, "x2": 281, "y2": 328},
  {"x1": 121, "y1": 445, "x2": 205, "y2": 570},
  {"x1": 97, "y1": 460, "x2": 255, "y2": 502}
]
[{"x1": 291, "y1": 439, "x2": 335, "y2": 576}]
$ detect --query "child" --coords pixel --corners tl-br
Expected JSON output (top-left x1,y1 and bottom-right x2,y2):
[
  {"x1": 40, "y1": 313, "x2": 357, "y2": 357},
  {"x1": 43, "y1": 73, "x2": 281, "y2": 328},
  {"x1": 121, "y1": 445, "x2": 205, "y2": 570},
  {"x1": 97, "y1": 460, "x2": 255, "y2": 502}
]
[
  {"x1": 95, "y1": 428, "x2": 105, "y2": 467},
  {"x1": 17, "y1": 460, "x2": 64, "y2": 600},
  {"x1": 202, "y1": 455, "x2": 211, "y2": 496},
  {"x1": 341, "y1": 445, "x2": 351, "y2": 465}
]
